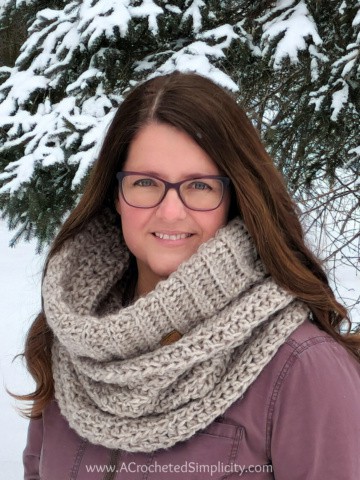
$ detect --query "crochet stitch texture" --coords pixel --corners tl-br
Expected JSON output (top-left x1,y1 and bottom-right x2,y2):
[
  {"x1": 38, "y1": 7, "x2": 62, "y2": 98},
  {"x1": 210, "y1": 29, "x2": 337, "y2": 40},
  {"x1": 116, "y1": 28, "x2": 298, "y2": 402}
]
[{"x1": 43, "y1": 209, "x2": 309, "y2": 452}]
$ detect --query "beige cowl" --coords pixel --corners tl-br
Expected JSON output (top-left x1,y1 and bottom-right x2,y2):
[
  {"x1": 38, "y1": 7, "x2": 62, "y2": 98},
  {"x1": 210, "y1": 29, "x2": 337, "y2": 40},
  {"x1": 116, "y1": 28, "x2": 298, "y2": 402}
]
[{"x1": 43, "y1": 209, "x2": 309, "y2": 452}]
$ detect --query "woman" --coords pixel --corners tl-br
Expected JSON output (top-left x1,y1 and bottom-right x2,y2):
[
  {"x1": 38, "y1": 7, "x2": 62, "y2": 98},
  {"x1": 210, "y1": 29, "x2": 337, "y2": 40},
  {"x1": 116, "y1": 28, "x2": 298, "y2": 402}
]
[{"x1": 20, "y1": 72, "x2": 360, "y2": 479}]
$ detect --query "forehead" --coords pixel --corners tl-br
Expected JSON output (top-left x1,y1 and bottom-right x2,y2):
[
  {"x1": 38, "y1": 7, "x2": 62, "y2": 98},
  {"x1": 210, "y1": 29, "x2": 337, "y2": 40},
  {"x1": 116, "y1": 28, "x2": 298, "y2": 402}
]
[{"x1": 124, "y1": 123, "x2": 220, "y2": 179}]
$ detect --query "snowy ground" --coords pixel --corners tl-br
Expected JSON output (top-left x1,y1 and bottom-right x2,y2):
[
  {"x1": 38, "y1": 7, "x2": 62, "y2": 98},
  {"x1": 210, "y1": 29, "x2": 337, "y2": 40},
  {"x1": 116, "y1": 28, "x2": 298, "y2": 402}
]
[
  {"x1": 0, "y1": 219, "x2": 359, "y2": 479},
  {"x1": 0, "y1": 221, "x2": 44, "y2": 480}
]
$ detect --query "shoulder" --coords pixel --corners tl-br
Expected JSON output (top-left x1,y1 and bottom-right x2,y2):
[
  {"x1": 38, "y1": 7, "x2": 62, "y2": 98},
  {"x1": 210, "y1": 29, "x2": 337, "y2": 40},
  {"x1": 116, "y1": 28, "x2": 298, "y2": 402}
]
[
  {"x1": 224, "y1": 317, "x2": 360, "y2": 427},
  {"x1": 280, "y1": 316, "x2": 341, "y2": 353},
  {"x1": 267, "y1": 319, "x2": 360, "y2": 456},
  {"x1": 268, "y1": 317, "x2": 360, "y2": 377},
  {"x1": 265, "y1": 320, "x2": 360, "y2": 478},
  {"x1": 222, "y1": 318, "x2": 360, "y2": 477},
  {"x1": 226, "y1": 318, "x2": 360, "y2": 423},
  {"x1": 267, "y1": 318, "x2": 360, "y2": 412}
]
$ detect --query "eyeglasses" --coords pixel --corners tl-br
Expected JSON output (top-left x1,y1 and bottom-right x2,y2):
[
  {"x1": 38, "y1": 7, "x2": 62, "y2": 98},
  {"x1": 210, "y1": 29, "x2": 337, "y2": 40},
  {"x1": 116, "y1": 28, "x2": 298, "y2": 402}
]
[{"x1": 116, "y1": 171, "x2": 230, "y2": 211}]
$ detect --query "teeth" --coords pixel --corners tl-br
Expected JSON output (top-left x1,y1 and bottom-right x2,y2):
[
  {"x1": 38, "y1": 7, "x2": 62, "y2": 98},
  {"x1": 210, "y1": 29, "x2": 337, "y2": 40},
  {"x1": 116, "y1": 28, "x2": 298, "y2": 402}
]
[{"x1": 154, "y1": 233, "x2": 192, "y2": 240}]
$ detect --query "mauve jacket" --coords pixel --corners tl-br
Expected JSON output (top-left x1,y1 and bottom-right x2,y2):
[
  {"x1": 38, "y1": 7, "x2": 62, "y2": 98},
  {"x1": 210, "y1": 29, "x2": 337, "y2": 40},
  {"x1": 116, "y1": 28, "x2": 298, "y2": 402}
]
[{"x1": 23, "y1": 319, "x2": 360, "y2": 480}]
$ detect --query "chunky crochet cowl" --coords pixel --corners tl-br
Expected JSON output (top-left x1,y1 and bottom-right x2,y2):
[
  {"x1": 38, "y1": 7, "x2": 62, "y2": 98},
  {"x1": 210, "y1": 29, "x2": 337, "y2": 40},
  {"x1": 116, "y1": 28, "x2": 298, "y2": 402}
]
[{"x1": 43, "y1": 209, "x2": 309, "y2": 452}]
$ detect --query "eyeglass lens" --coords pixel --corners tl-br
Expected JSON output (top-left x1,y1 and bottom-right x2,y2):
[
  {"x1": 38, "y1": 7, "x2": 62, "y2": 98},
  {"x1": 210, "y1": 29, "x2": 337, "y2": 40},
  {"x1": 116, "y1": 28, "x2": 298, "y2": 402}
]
[{"x1": 121, "y1": 174, "x2": 224, "y2": 210}]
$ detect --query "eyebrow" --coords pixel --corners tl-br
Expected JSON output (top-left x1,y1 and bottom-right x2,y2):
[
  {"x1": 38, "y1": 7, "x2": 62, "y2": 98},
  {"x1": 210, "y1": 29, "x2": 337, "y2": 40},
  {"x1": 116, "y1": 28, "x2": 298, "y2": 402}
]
[{"x1": 126, "y1": 170, "x2": 219, "y2": 179}]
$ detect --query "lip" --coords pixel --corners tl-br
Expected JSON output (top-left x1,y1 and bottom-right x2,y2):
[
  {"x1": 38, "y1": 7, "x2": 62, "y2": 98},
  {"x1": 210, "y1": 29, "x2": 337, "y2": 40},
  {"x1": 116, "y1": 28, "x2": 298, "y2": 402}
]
[
  {"x1": 151, "y1": 232, "x2": 195, "y2": 245},
  {"x1": 152, "y1": 231, "x2": 194, "y2": 235}
]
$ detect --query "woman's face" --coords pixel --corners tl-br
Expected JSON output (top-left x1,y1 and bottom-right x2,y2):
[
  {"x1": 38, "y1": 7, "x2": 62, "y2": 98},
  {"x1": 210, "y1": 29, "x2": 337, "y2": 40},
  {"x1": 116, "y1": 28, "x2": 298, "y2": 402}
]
[{"x1": 115, "y1": 122, "x2": 230, "y2": 295}]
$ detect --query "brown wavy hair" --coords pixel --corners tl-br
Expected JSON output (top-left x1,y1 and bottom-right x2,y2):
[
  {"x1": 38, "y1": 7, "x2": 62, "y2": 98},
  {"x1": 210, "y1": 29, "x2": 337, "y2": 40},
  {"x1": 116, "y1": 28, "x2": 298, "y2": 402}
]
[{"x1": 14, "y1": 71, "x2": 360, "y2": 418}]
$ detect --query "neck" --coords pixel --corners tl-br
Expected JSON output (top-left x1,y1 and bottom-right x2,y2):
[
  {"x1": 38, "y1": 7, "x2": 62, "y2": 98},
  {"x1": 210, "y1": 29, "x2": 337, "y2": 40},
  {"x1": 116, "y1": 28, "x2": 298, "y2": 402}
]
[{"x1": 135, "y1": 263, "x2": 167, "y2": 298}]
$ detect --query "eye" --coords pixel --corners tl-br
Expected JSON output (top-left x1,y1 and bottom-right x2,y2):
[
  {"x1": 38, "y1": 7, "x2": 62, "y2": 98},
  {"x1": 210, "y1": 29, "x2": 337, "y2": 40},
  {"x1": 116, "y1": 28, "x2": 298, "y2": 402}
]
[
  {"x1": 133, "y1": 178, "x2": 157, "y2": 187},
  {"x1": 188, "y1": 181, "x2": 212, "y2": 190}
]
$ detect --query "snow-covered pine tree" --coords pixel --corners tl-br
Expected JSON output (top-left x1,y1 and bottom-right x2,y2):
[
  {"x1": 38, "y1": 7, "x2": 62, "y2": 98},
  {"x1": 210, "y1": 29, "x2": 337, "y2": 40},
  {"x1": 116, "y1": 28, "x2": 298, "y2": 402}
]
[{"x1": 0, "y1": 0, "x2": 358, "y2": 252}]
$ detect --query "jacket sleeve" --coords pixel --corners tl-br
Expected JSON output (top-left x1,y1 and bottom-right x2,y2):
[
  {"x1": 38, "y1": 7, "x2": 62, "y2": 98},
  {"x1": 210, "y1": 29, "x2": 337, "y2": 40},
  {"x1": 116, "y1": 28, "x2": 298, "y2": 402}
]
[
  {"x1": 23, "y1": 416, "x2": 43, "y2": 480},
  {"x1": 269, "y1": 339, "x2": 360, "y2": 480}
]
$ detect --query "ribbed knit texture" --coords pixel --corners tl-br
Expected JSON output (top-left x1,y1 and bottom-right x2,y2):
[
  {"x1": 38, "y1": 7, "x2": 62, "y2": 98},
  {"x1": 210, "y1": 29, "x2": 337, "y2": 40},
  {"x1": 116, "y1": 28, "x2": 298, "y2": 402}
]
[{"x1": 43, "y1": 209, "x2": 309, "y2": 452}]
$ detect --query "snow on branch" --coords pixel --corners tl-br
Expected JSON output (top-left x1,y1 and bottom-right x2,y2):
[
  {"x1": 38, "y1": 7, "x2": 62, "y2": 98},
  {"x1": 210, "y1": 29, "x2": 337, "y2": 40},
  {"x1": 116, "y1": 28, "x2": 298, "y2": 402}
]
[
  {"x1": 0, "y1": 0, "x2": 358, "y2": 242},
  {"x1": 260, "y1": 0, "x2": 323, "y2": 68},
  {"x1": 309, "y1": 3, "x2": 360, "y2": 120},
  {"x1": 182, "y1": 0, "x2": 205, "y2": 34},
  {"x1": 330, "y1": 79, "x2": 349, "y2": 121},
  {"x1": 0, "y1": 69, "x2": 48, "y2": 115},
  {"x1": 79, "y1": 0, "x2": 132, "y2": 45},
  {"x1": 137, "y1": 23, "x2": 241, "y2": 91},
  {"x1": 150, "y1": 40, "x2": 238, "y2": 90},
  {"x1": 129, "y1": 0, "x2": 163, "y2": 35}
]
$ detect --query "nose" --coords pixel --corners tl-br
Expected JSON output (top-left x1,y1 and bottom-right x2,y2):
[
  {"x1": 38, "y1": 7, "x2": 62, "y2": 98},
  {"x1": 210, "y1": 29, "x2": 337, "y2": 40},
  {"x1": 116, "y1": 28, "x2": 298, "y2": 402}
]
[{"x1": 155, "y1": 187, "x2": 187, "y2": 220}]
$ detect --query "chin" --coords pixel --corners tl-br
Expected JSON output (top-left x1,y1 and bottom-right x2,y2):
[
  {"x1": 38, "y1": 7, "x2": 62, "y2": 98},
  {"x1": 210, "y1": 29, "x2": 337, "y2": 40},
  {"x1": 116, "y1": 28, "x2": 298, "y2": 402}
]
[
  {"x1": 154, "y1": 266, "x2": 180, "y2": 278},
  {"x1": 151, "y1": 260, "x2": 185, "y2": 278}
]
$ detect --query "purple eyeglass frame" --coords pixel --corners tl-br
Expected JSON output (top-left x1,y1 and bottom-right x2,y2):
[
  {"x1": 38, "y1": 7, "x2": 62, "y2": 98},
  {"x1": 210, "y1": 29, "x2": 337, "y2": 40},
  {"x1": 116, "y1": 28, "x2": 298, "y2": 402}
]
[{"x1": 116, "y1": 171, "x2": 230, "y2": 211}]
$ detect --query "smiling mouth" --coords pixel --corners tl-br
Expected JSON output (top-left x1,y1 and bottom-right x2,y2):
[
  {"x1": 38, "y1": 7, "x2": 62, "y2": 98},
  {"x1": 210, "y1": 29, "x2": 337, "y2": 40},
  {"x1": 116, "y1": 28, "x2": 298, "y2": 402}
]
[{"x1": 153, "y1": 233, "x2": 194, "y2": 240}]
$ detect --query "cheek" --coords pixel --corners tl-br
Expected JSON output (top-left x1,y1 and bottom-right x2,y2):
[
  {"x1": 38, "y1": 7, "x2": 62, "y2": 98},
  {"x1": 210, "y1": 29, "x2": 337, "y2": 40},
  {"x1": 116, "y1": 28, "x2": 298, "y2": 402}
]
[
  {"x1": 115, "y1": 200, "x2": 150, "y2": 249},
  {"x1": 210, "y1": 197, "x2": 231, "y2": 232},
  {"x1": 195, "y1": 210, "x2": 229, "y2": 243},
  {"x1": 116, "y1": 198, "x2": 140, "y2": 227}
]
